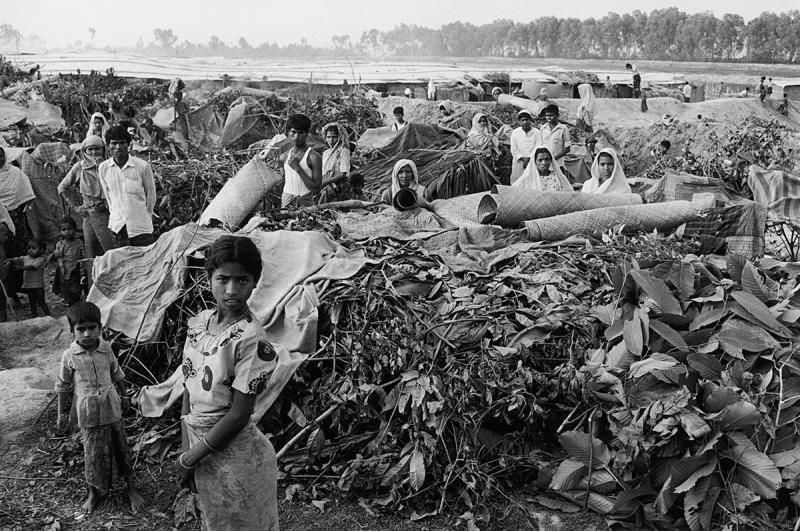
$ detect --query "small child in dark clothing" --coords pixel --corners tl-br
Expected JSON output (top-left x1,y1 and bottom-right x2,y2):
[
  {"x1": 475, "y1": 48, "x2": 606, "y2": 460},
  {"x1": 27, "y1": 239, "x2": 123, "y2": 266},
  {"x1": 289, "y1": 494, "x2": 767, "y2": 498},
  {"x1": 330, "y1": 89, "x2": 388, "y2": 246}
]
[
  {"x1": 51, "y1": 217, "x2": 86, "y2": 305},
  {"x1": 5, "y1": 238, "x2": 49, "y2": 317}
]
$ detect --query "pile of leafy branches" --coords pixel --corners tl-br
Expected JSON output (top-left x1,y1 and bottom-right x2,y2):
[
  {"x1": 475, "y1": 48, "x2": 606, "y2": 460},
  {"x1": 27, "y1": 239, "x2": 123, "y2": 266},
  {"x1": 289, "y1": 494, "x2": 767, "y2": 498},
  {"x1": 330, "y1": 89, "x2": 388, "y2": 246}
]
[
  {"x1": 102, "y1": 198, "x2": 800, "y2": 529},
  {"x1": 640, "y1": 118, "x2": 796, "y2": 196},
  {"x1": 287, "y1": 92, "x2": 384, "y2": 139},
  {"x1": 45, "y1": 72, "x2": 167, "y2": 127}
]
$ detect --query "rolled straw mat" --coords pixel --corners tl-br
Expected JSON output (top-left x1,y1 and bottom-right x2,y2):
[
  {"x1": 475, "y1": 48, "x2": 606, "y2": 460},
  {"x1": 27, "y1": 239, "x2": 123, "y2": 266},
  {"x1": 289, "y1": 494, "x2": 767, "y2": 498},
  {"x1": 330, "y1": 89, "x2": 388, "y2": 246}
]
[
  {"x1": 478, "y1": 185, "x2": 642, "y2": 227},
  {"x1": 198, "y1": 157, "x2": 282, "y2": 229},
  {"x1": 525, "y1": 200, "x2": 701, "y2": 241},
  {"x1": 432, "y1": 192, "x2": 488, "y2": 228}
]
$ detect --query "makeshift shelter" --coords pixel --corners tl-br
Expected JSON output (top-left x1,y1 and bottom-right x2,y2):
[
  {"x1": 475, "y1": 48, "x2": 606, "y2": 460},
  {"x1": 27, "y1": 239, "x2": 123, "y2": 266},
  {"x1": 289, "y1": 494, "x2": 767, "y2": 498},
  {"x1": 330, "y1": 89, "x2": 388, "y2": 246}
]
[
  {"x1": 774, "y1": 79, "x2": 800, "y2": 101},
  {"x1": 361, "y1": 149, "x2": 499, "y2": 201}
]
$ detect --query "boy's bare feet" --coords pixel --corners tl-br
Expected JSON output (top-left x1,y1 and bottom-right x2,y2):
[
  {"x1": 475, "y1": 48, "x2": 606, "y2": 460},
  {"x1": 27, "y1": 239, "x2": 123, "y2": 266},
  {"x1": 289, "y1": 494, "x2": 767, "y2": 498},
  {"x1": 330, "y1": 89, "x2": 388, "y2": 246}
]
[
  {"x1": 127, "y1": 482, "x2": 145, "y2": 513},
  {"x1": 81, "y1": 487, "x2": 101, "y2": 514}
]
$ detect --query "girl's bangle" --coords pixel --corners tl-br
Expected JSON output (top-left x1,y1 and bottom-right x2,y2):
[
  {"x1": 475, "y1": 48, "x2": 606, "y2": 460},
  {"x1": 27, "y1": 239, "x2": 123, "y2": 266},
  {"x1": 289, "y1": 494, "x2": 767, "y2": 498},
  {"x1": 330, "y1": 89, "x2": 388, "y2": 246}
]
[
  {"x1": 178, "y1": 452, "x2": 196, "y2": 470},
  {"x1": 201, "y1": 435, "x2": 219, "y2": 453}
]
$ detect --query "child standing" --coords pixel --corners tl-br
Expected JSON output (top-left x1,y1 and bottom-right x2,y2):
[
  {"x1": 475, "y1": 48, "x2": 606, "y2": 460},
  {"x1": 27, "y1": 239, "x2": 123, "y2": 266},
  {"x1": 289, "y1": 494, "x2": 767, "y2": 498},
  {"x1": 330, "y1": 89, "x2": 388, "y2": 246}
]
[
  {"x1": 51, "y1": 217, "x2": 86, "y2": 305},
  {"x1": 55, "y1": 302, "x2": 144, "y2": 514},
  {"x1": 177, "y1": 235, "x2": 279, "y2": 529},
  {"x1": 5, "y1": 238, "x2": 49, "y2": 317}
]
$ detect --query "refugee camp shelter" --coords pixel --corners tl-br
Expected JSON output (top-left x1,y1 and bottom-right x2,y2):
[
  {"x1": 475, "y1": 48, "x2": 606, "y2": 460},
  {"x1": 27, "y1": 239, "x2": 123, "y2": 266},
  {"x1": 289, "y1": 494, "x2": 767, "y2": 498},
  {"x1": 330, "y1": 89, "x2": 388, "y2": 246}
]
[{"x1": 773, "y1": 79, "x2": 800, "y2": 101}]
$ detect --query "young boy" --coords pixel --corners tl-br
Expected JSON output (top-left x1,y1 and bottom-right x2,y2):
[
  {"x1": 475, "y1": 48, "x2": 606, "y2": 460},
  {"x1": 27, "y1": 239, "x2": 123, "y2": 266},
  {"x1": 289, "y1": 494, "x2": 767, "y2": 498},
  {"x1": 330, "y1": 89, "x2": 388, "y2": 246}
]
[
  {"x1": 391, "y1": 106, "x2": 408, "y2": 133},
  {"x1": 56, "y1": 302, "x2": 144, "y2": 514},
  {"x1": 539, "y1": 104, "x2": 571, "y2": 161},
  {"x1": 281, "y1": 114, "x2": 323, "y2": 209},
  {"x1": 51, "y1": 217, "x2": 86, "y2": 306},
  {"x1": 5, "y1": 238, "x2": 49, "y2": 317}
]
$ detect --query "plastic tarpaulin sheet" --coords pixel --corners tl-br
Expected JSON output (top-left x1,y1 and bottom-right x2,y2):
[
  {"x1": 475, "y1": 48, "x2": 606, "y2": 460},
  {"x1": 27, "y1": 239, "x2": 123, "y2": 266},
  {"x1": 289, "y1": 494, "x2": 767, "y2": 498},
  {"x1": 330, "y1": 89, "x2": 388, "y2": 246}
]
[
  {"x1": 220, "y1": 99, "x2": 260, "y2": 147},
  {"x1": 0, "y1": 100, "x2": 65, "y2": 130},
  {"x1": 747, "y1": 165, "x2": 800, "y2": 219},
  {"x1": 478, "y1": 186, "x2": 642, "y2": 227}
]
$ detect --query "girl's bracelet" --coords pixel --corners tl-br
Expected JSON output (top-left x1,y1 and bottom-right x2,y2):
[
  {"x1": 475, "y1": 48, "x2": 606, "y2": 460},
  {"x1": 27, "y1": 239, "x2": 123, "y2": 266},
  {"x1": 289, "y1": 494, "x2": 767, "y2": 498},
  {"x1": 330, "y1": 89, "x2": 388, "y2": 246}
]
[
  {"x1": 201, "y1": 435, "x2": 220, "y2": 453},
  {"x1": 178, "y1": 452, "x2": 197, "y2": 470}
]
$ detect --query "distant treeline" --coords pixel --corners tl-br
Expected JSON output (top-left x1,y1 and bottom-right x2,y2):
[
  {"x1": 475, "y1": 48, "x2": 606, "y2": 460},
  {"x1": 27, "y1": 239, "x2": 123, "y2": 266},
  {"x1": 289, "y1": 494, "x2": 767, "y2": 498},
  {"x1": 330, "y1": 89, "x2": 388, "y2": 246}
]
[
  {"x1": 3, "y1": 9, "x2": 799, "y2": 64},
  {"x1": 355, "y1": 9, "x2": 800, "y2": 63}
]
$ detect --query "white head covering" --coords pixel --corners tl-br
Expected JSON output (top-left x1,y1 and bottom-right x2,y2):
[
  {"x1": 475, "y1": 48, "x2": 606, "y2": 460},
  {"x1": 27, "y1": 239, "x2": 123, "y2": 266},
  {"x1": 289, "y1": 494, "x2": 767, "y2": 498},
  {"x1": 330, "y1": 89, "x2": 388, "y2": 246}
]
[
  {"x1": 0, "y1": 146, "x2": 35, "y2": 211},
  {"x1": 0, "y1": 199, "x2": 15, "y2": 236},
  {"x1": 576, "y1": 84, "x2": 595, "y2": 122},
  {"x1": 512, "y1": 145, "x2": 572, "y2": 192},
  {"x1": 582, "y1": 148, "x2": 631, "y2": 194},
  {"x1": 86, "y1": 112, "x2": 110, "y2": 140},
  {"x1": 390, "y1": 159, "x2": 425, "y2": 199},
  {"x1": 467, "y1": 112, "x2": 493, "y2": 149}
]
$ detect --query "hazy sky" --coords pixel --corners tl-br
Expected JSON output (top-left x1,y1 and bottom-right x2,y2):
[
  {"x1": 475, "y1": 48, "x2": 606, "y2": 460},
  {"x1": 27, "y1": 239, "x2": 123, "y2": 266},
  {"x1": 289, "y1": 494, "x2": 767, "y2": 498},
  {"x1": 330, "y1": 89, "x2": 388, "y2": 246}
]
[{"x1": 2, "y1": 0, "x2": 796, "y2": 48}]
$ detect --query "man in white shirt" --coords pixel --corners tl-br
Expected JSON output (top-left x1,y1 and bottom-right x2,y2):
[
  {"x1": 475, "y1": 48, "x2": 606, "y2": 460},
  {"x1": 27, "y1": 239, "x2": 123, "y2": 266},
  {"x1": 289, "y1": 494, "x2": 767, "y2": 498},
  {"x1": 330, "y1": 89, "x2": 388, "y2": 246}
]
[
  {"x1": 539, "y1": 104, "x2": 571, "y2": 161},
  {"x1": 98, "y1": 126, "x2": 156, "y2": 247},
  {"x1": 682, "y1": 82, "x2": 692, "y2": 103},
  {"x1": 626, "y1": 63, "x2": 641, "y2": 98},
  {"x1": 509, "y1": 110, "x2": 542, "y2": 183}
]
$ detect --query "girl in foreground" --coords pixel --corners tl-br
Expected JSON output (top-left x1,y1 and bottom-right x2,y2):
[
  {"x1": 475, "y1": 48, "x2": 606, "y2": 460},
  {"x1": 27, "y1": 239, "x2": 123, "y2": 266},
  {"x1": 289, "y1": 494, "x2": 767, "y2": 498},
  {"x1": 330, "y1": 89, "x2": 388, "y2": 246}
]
[{"x1": 177, "y1": 235, "x2": 279, "y2": 530}]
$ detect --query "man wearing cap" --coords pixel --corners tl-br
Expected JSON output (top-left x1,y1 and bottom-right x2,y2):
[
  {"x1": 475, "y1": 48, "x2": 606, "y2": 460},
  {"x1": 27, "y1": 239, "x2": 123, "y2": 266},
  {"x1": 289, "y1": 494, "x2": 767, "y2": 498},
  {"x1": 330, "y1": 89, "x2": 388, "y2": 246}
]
[
  {"x1": 509, "y1": 110, "x2": 542, "y2": 183},
  {"x1": 98, "y1": 125, "x2": 157, "y2": 247},
  {"x1": 539, "y1": 104, "x2": 572, "y2": 161}
]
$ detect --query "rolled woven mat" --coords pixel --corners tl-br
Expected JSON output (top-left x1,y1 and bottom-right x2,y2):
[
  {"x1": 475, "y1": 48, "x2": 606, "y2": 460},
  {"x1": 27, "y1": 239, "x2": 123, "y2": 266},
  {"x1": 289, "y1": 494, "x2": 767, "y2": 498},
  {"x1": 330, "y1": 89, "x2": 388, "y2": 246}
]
[
  {"x1": 198, "y1": 157, "x2": 282, "y2": 229},
  {"x1": 431, "y1": 192, "x2": 488, "y2": 228},
  {"x1": 479, "y1": 185, "x2": 642, "y2": 227},
  {"x1": 525, "y1": 200, "x2": 701, "y2": 242}
]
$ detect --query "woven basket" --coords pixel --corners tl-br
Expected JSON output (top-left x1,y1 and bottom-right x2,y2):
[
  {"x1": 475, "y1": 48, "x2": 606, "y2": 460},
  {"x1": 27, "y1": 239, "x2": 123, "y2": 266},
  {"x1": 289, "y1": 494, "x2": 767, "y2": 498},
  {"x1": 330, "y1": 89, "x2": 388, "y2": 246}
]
[
  {"x1": 479, "y1": 185, "x2": 642, "y2": 227},
  {"x1": 525, "y1": 200, "x2": 700, "y2": 241},
  {"x1": 198, "y1": 157, "x2": 282, "y2": 230}
]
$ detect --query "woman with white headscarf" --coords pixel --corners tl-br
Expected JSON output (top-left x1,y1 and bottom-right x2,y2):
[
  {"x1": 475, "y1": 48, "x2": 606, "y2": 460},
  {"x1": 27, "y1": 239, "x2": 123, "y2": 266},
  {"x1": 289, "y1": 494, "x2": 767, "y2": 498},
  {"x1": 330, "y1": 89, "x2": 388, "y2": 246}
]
[
  {"x1": 512, "y1": 145, "x2": 572, "y2": 192},
  {"x1": 0, "y1": 146, "x2": 36, "y2": 307},
  {"x1": 466, "y1": 112, "x2": 493, "y2": 150},
  {"x1": 86, "y1": 112, "x2": 110, "y2": 140},
  {"x1": 576, "y1": 83, "x2": 595, "y2": 133},
  {"x1": 317, "y1": 122, "x2": 351, "y2": 204},
  {"x1": 58, "y1": 135, "x2": 116, "y2": 260},
  {"x1": 581, "y1": 148, "x2": 631, "y2": 194},
  {"x1": 381, "y1": 159, "x2": 428, "y2": 206}
]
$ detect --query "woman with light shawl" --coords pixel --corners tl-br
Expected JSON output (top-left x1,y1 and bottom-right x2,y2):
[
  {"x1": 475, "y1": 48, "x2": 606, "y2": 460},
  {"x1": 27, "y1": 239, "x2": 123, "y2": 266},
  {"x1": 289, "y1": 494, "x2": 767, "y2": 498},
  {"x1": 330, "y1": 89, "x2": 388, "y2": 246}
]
[
  {"x1": 0, "y1": 200, "x2": 15, "y2": 321},
  {"x1": 581, "y1": 148, "x2": 631, "y2": 194},
  {"x1": 317, "y1": 122, "x2": 351, "y2": 204},
  {"x1": 465, "y1": 112, "x2": 493, "y2": 150},
  {"x1": 575, "y1": 83, "x2": 595, "y2": 133},
  {"x1": 0, "y1": 145, "x2": 36, "y2": 306},
  {"x1": 86, "y1": 112, "x2": 110, "y2": 141},
  {"x1": 58, "y1": 135, "x2": 116, "y2": 261},
  {"x1": 381, "y1": 159, "x2": 428, "y2": 207},
  {"x1": 512, "y1": 145, "x2": 572, "y2": 192}
]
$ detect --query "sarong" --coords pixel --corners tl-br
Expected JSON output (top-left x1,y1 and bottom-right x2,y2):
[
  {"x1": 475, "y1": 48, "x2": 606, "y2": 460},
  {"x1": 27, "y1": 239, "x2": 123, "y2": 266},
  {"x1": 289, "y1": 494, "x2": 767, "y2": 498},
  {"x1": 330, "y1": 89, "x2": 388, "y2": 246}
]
[
  {"x1": 185, "y1": 413, "x2": 279, "y2": 531},
  {"x1": 81, "y1": 420, "x2": 132, "y2": 491}
]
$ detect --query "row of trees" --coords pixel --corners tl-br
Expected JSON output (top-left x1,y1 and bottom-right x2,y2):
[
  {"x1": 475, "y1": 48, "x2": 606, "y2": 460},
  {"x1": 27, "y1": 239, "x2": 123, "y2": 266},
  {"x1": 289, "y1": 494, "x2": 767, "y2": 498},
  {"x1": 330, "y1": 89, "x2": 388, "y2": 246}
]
[
  {"x1": 359, "y1": 9, "x2": 800, "y2": 63},
  {"x1": 145, "y1": 10, "x2": 799, "y2": 63}
]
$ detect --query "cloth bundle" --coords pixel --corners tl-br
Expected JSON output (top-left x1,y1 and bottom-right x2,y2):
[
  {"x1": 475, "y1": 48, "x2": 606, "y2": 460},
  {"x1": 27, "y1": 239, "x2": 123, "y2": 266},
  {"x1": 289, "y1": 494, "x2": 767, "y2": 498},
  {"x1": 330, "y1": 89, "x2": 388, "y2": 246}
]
[
  {"x1": 198, "y1": 156, "x2": 282, "y2": 230},
  {"x1": 524, "y1": 200, "x2": 701, "y2": 241},
  {"x1": 747, "y1": 165, "x2": 800, "y2": 220},
  {"x1": 478, "y1": 185, "x2": 642, "y2": 227}
]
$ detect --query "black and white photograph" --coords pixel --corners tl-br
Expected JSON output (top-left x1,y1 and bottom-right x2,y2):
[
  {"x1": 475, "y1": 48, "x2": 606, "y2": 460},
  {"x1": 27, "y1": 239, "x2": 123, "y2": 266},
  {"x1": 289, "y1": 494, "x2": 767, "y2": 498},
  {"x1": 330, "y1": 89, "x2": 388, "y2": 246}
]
[{"x1": 1, "y1": 1, "x2": 800, "y2": 529}]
